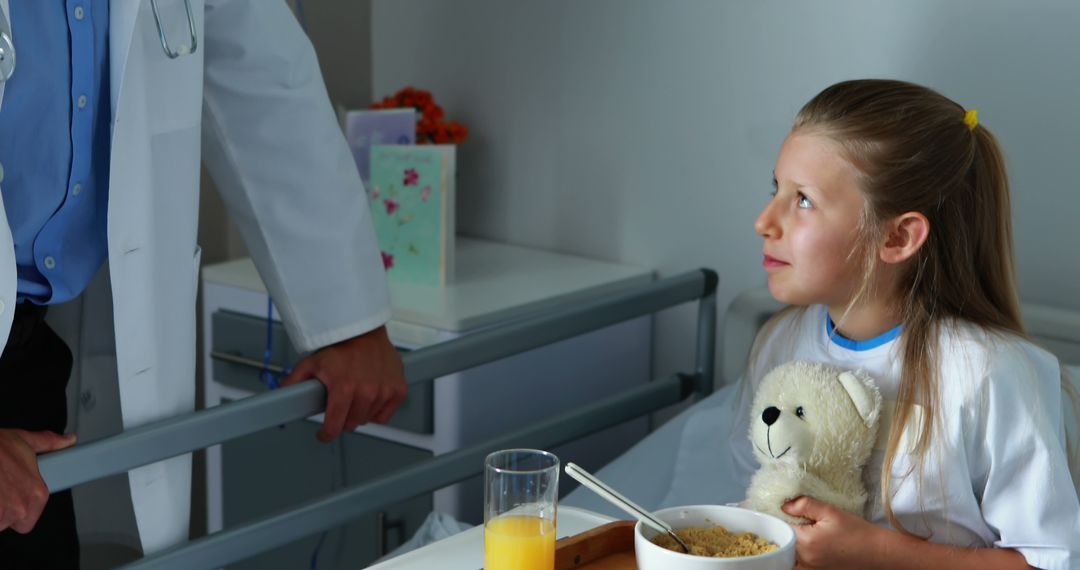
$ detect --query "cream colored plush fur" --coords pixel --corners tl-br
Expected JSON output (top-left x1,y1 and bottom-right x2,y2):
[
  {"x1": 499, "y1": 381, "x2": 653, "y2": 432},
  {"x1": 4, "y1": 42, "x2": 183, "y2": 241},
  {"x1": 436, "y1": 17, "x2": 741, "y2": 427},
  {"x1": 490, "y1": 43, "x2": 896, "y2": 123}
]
[{"x1": 744, "y1": 361, "x2": 882, "y2": 525}]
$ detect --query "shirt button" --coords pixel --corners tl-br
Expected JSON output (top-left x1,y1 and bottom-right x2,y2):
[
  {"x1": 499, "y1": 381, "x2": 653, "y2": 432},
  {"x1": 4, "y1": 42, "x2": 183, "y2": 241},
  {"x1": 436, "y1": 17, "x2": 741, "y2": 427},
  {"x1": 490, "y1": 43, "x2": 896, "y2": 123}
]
[
  {"x1": 74, "y1": 5, "x2": 85, "y2": 20},
  {"x1": 44, "y1": 256, "x2": 56, "y2": 270},
  {"x1": 77, "y1": 95, "x2": 88, "y2": 109},
  {"x1": 73, "y1": 183, "x2": 83, "y2": 196}
]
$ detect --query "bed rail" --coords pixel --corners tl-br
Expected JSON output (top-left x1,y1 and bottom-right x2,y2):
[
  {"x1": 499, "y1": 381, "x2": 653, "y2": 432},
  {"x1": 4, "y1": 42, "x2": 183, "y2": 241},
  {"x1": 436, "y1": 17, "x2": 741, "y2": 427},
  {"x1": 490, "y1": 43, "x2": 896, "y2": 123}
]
[{"x1": 38, "y1": 268, "x2": 718, "y2": 569}]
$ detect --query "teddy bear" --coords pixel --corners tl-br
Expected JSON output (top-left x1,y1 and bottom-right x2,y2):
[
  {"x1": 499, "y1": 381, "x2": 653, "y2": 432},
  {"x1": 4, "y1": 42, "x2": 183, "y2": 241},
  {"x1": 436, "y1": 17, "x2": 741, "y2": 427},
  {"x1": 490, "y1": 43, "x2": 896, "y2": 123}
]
[{"x1": 744, "y1": 361, "x2": 882, "y2": 525}]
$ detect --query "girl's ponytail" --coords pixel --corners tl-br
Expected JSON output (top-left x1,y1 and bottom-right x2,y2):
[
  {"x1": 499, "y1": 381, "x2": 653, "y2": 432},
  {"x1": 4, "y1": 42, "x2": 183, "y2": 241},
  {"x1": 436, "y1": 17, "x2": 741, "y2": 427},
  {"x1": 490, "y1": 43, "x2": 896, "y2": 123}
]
[{"x1": 968, "y1": 125, "x2": 1022, "y2": 331}]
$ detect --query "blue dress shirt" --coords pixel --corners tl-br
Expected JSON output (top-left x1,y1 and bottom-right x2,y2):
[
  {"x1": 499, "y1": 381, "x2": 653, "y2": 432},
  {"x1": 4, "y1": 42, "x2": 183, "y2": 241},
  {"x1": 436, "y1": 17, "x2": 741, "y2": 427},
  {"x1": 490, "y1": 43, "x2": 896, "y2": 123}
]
[{"x1": 0, "y1": 0, "x2": 110, "y2": 305}]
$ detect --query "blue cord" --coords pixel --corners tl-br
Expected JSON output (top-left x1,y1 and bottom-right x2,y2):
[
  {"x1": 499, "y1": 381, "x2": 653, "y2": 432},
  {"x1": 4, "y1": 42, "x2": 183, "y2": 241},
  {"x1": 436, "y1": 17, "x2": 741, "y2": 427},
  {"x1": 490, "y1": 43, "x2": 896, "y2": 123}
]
[
  {"x1": 261, "y1": 296, "x2": 332, "y2": 569},
  {"x1": 260, "y1": 296, "x2": 291, "y2": 390},
  {"x1": 309, "y1": 528, "x2": 329, "y2": 570}
]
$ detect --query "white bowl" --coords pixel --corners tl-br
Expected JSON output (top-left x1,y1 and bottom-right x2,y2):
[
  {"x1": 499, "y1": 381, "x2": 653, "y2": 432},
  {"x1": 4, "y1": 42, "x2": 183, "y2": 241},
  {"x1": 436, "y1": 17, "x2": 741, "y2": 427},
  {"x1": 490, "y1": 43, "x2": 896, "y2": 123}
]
[{"x1": 634, "y1": 505, "x2": 796, "y2": 570}]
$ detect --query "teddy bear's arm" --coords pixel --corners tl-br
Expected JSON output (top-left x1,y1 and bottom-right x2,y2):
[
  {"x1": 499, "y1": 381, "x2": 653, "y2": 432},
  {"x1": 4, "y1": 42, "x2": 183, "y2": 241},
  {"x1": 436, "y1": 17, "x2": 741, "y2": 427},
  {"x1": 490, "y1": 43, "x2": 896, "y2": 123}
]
[
  {"x1": 796, "y1": 471, "x2": 868, "y2": 518},
  {"x1": 745, "y1": 464, "x2": 814, "y2": 525}
]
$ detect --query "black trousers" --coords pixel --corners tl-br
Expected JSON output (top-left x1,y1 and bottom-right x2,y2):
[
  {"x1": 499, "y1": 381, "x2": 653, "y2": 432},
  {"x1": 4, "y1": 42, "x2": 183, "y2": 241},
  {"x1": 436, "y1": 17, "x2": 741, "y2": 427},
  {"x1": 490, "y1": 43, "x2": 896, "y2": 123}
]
[{"x1": 0, "y1": 303, "x2": 80, "y2": 569}]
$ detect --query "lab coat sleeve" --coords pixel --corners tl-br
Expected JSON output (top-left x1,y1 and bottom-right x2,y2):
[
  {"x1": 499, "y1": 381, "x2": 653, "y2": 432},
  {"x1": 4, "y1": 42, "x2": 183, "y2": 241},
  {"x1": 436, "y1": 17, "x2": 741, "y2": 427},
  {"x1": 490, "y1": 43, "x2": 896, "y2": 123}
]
[
  {"x1": 968, "y1": 345, "x2": 1080, "y2": 570},
  {"x1": 200, "y1": 0, "x2": 391, "y2": 352}
]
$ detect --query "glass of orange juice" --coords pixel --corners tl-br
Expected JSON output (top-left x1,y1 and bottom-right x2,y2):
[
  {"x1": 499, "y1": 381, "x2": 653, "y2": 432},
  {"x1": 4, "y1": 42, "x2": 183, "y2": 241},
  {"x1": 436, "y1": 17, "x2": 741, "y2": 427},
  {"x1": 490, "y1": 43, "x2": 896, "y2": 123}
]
[{"x1": 483, "y1": 449, "x2": 559, "y2": 570}]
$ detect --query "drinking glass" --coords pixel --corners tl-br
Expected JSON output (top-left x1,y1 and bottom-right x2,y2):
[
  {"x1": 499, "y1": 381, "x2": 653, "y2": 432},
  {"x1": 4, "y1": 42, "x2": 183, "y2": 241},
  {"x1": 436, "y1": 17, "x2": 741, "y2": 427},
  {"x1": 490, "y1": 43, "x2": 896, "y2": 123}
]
[{"x1": 483, "y1": 449, "x2": 560, "y2": 570}]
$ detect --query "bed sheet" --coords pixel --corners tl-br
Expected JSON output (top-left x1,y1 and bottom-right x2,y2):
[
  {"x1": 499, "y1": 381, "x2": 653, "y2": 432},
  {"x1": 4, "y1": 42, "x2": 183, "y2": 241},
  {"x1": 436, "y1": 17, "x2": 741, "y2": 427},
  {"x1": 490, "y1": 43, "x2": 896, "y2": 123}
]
[{"x1": 561, "y1": 381, "x2": 744, "y2": 517}]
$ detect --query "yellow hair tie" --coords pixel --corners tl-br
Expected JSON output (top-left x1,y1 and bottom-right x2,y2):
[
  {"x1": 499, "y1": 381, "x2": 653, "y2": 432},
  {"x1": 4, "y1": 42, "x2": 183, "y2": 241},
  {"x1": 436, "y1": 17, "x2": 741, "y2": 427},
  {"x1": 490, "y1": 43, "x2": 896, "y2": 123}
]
[{"x1": 963, "y1": 109, "x2": 979, "y2": 130}]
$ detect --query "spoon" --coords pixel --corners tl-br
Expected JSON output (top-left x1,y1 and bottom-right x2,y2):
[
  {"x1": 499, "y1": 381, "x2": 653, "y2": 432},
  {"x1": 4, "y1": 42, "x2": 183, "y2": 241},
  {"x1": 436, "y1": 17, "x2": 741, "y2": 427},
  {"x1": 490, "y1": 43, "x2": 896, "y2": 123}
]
[{"x1": 564, "y1": 462, "x2": 690, "y2": 554}]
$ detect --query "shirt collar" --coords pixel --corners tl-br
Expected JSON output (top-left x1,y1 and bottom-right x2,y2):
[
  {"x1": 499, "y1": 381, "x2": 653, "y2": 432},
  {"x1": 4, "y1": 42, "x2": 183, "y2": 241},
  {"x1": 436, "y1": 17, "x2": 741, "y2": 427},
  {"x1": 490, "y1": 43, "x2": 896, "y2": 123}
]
[{"x1": 825, "y1": 312, "x2": 902, "y2": 351}]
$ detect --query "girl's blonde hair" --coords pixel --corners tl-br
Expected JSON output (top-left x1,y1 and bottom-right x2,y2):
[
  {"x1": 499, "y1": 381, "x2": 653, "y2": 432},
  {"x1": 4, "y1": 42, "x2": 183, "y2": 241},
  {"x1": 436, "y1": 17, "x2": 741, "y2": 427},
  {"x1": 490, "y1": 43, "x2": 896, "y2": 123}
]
[{"x1": 791, "y1": 79, "x2": 1079, "y2": 535}]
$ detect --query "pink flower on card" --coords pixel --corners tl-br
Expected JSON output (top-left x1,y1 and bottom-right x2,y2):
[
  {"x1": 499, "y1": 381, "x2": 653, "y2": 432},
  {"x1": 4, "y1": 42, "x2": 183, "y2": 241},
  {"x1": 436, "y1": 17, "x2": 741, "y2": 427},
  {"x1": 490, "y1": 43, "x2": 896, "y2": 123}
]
[
  {"x1": 369, "y1": 185, "x2": 381, "y2": 200},
  {"x1": 403, "y1": 168, "x2": 419, "y2": 186},
  {"x1": 381, "y1": 251, "x2": 394, "y2": 269},
  {"x1": 421, "y1": 185, "x2": 431, "y2": 202},
  {"x1": 383, "y1": 198, "x2": 400, "y2": 215}
]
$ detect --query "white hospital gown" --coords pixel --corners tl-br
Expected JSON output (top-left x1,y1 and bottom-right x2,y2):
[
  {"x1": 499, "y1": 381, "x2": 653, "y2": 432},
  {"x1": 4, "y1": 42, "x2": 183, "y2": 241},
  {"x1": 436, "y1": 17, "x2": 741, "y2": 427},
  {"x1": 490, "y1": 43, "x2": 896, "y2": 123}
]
[{"x1": 729, "y1": 305, "x2": 1080, "y2": 569}]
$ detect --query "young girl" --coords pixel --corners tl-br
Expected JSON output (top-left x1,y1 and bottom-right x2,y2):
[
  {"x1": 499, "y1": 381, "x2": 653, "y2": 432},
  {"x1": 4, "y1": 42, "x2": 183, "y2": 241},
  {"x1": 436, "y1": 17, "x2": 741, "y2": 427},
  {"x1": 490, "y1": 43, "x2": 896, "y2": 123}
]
[{"x1": 731, "y1": 79, "x2": 1080, "y2": 569}]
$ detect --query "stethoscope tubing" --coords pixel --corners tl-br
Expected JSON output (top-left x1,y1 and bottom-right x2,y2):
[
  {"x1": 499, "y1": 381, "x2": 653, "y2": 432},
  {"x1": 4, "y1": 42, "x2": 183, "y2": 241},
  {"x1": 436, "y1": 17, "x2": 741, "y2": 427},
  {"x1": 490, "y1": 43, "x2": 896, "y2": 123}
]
[
  {"x1": 150, "y1": 0, "x2": 198, "y2": 59},
  {"x1": 0, "y1": 0, "x2": 198, "y2": 84},
  {"x1": 0, "y1": 3, "x2": 14, "y2": 83}
]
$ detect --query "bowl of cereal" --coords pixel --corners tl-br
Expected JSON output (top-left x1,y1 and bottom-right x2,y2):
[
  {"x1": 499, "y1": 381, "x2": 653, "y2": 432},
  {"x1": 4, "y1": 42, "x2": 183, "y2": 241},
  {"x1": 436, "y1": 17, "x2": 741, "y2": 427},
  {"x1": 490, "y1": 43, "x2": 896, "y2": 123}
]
[{"x1": 634, "y1": 505, "x2": 796, "y2": 569}]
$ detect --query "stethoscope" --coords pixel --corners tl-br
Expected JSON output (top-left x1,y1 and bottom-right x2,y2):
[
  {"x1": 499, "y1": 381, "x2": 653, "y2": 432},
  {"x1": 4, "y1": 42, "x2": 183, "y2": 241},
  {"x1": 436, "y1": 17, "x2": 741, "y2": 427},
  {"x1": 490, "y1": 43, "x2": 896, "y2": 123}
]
[
  {"x1": 0, "y1": 2, "x2": 13, "y2": 83},
  {"x1": 0, "y1": 0, "x2": 198, "y2": 83}
]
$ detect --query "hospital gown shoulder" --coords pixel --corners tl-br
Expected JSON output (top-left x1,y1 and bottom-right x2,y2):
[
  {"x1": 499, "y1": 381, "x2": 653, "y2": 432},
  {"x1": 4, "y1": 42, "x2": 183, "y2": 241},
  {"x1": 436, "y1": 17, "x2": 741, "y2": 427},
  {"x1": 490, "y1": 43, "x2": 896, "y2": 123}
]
[
  {"x1": 935, "y1": 319, "x2": 1063, "y2": 430},
  {"x1": 931, "y1": 320, "x2": 1079, "y2": 569}
]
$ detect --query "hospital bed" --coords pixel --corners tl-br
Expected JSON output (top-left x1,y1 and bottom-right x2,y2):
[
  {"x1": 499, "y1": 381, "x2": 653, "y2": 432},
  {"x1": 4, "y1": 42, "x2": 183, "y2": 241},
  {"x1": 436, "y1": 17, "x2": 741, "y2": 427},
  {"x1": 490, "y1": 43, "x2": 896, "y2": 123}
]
[
  {"x1": 38, "y1": 269, "x2": 719, "y2": 569},
  {"x1": 38, "y1": 276, "x2": 1080, "y2": 569}
]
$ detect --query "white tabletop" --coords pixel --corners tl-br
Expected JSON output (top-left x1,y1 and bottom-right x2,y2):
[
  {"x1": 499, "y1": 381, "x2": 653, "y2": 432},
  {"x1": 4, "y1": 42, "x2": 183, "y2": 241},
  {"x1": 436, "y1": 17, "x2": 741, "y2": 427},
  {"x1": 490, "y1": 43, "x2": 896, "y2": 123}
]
[
  {"x1": 366, "y1": 506, "x2": 618, "y2": 569},
  {"x1": 202, "y1": 237, "x2": 652, "y2": 332}
]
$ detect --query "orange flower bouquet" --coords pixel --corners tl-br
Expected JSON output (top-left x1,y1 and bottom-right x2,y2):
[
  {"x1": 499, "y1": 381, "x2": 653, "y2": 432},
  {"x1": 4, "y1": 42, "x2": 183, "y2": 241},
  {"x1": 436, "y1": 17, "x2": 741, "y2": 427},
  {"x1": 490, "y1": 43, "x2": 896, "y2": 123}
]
[{"x1": 372, "y1": 87, "x2": 469, "y2": 144}]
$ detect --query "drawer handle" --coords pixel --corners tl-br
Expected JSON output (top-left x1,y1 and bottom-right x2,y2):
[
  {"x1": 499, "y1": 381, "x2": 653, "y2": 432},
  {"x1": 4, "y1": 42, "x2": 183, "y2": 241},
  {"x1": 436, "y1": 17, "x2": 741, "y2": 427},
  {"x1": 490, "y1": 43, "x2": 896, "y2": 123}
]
[{"x1": 210, "y1": 350, "x2": 286, "y2": 375}]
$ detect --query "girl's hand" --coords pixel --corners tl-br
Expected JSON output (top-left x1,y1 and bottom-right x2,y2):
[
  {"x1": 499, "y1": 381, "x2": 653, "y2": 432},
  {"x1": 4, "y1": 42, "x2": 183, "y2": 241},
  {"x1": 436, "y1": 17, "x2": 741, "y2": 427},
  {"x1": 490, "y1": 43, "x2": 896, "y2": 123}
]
[{"x1": 782, "y1": 496, "x2": 885, "y2": 570}]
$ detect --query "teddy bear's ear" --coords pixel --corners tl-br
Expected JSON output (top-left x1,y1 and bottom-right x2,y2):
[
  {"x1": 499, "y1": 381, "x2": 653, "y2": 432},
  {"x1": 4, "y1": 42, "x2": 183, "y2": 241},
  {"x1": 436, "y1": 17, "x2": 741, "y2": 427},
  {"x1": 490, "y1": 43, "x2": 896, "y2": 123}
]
[{"x1": 838, "y1": 370, "x2": 882, "y2": 427}]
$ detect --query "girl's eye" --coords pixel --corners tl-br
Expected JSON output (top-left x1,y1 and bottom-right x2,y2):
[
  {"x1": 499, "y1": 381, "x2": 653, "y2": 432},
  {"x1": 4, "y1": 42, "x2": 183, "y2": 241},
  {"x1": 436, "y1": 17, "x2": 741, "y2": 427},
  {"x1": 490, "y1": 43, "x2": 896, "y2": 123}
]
[
  {"x1": 797, "y1": 193, "x2": 813, "y2": 209},
  {"x1": 795, "y1": 406, "x2": 805, "y2": 418}
]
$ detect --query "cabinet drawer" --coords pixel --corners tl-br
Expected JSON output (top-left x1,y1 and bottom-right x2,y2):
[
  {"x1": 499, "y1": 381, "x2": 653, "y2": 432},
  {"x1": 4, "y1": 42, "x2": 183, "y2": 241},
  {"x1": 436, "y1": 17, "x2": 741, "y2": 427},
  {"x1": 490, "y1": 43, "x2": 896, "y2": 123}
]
[{"x1": 211, "y1": 310, "x2": 434, "y2": 434}]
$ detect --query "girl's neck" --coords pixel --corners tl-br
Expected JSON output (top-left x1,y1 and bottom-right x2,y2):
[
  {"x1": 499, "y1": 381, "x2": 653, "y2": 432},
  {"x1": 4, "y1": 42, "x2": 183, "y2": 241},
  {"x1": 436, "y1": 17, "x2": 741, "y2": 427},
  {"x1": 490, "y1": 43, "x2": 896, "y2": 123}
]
[{"x1": 827, "y1": 299, "x2": 902, "y2": 341}]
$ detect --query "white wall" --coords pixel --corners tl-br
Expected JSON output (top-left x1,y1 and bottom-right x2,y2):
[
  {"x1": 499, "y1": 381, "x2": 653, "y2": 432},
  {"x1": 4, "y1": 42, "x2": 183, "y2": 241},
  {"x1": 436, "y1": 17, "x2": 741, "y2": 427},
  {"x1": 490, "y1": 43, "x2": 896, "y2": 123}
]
[{"x1": 372, "y1": 0, "x2": 1080, "y2": 384}]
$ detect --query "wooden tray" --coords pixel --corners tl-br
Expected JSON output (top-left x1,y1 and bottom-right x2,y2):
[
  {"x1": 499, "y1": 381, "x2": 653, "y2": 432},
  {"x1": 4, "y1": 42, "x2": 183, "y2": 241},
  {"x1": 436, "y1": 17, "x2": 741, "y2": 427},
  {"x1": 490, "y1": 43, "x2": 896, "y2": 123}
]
[{"x1": 555, "y1": 520, "x2": 637, "y2": 569}]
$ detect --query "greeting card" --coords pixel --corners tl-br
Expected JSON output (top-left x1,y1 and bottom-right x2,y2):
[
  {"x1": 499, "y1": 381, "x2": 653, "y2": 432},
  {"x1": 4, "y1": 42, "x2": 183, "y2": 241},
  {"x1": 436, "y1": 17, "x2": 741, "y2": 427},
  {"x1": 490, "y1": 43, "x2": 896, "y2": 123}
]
[{"x1": 368, "y1": 145, "x2": 455, "y2": 286}]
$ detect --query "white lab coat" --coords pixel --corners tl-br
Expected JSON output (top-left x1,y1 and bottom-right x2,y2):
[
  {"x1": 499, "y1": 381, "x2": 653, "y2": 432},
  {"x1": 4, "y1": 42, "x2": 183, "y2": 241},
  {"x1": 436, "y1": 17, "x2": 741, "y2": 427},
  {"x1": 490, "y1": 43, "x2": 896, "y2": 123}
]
[{"x1": 0, "y1": 0, "x2": 390, "y2": 554}]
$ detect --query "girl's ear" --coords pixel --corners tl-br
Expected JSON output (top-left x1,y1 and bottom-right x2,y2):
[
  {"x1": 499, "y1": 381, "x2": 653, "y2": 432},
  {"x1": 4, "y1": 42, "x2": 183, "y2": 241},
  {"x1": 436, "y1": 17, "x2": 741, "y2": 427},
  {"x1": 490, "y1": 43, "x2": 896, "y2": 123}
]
[{"x1": 880, "y1": 211, "x2": 929, "y2": 264}]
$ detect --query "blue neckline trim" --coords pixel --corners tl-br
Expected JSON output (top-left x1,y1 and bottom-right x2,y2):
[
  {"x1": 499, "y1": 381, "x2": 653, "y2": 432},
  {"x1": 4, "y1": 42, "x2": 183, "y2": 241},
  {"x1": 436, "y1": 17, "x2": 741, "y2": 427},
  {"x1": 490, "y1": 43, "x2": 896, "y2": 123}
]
[{"x1": 825, "y1": 313, "x2": 901, "y2": 351}]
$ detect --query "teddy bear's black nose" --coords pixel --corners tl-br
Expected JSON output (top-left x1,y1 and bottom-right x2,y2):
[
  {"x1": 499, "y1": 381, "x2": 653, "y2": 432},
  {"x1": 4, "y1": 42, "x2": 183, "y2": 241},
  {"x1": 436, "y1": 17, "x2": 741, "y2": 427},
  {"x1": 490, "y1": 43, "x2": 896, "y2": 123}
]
[{"x1": 762, "y1": 406, "x2": 781, "y2": 426}]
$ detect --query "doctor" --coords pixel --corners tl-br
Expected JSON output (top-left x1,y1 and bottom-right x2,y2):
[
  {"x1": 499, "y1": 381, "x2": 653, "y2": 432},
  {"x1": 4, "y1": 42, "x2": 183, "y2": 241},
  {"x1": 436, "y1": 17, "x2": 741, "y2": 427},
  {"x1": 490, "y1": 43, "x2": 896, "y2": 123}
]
[{"x1": 0, "y1": 0, "x2": 406, "y2": 567}]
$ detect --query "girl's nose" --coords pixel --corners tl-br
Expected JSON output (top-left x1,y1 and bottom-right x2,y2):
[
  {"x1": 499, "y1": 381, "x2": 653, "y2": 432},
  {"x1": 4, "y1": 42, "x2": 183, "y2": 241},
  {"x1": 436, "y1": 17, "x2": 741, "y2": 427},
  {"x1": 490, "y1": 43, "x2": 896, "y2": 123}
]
[{"x1": 754, "y1": 201, "x2": 779, "y2": 239}]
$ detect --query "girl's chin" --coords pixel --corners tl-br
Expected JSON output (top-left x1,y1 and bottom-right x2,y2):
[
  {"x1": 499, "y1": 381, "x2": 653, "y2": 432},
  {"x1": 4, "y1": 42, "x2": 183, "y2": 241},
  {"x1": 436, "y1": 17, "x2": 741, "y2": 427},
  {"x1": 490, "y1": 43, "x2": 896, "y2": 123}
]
[
  {"x1": 766, "y1": 279, "x2": 792, "y2": 304},
  {"x1": 766, "y1": 280, "x2": 814, "y2": 307}
]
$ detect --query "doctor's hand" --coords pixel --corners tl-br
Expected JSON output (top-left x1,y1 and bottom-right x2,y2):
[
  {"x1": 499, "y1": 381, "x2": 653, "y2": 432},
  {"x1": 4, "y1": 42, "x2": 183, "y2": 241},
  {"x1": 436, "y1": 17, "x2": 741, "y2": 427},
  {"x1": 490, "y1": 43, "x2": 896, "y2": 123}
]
[
  {"x1": 281, "y1": 325, "x2": 406, "y2": 442},
  {"x1": 0, "y1": 429, "x2": 77, "y2": 533},
  {"x1": 783, "y1": 496, "x2": 886, "y2": 569}
]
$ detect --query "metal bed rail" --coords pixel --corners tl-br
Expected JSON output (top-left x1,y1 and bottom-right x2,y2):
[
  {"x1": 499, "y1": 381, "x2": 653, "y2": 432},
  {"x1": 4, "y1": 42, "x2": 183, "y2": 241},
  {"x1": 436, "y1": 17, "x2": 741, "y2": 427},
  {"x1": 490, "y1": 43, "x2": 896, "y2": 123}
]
[{"x1": 38, "y1": 268, "x2": 718, "y2": 569}]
